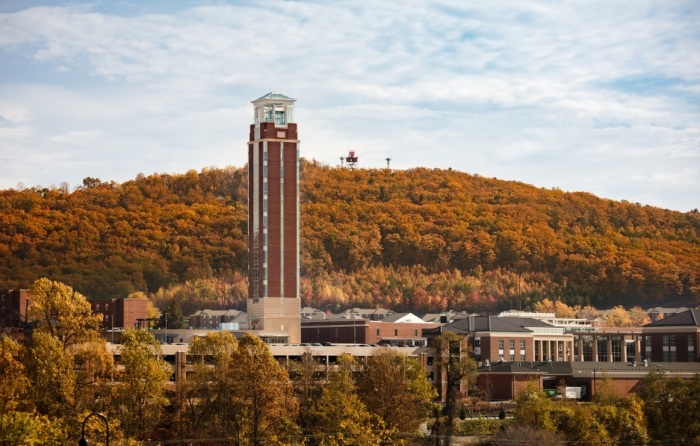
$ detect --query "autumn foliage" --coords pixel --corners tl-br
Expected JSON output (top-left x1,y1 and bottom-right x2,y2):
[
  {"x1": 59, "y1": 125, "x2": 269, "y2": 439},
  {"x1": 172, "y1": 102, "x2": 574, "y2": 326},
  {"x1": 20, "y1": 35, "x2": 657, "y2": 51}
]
[{"x1": 1, "y1": 161, "x2": 698, "y2": 313}]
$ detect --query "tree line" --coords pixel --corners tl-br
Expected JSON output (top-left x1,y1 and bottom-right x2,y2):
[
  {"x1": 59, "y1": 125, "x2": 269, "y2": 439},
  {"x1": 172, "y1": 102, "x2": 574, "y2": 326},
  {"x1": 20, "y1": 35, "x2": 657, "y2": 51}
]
[
  {"x1": 0, "y1": 279, "x2": 438, "y2": 445},
  {"x1": 1, "y1": 161, "x2": 698, "y2": 314},
  {"x1": 3, "y1": 279, "x2": 699, "y2": 445}
]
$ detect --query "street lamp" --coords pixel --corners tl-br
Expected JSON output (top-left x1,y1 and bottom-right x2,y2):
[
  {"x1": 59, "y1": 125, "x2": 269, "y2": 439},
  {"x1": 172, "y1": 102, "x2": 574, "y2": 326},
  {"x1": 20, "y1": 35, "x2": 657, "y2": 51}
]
[{"x1": 78, "y1": 411, "x2": 109, "y2": 446}]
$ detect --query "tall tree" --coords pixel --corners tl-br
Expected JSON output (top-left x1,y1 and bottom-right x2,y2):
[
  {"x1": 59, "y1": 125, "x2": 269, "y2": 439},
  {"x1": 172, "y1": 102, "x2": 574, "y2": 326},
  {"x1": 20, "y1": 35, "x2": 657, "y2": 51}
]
[
  {"x1": 430, "y1": 331, "x2": 478, "y2": 446},
  {"x1": 27, "y1": 278, "x2": 103, "y2": 347},
  {"x1": 311, "y1": 355, "x2": 382, "y2": 446},
  {"x1": 111, "y1": 329, "x2": 171, "y2": 440},
  {"x1": 177, "y1": 331, "x2": 238, "y2": 439},
  {"x1": 355, "y1": 348, "x2": 437, "y2": 444},
  {"x1": 227, "y1": 334, "x2": 300, "y2": 445},
  {"x1": 24, "y1": 332, "x2": 76, "y2": 419},
  {"x1": 289, "y1": 348, "x2": 323, "y2": 440},
  {"x1": 160, "y1": 299, "x2": 187, "y2": 329}
]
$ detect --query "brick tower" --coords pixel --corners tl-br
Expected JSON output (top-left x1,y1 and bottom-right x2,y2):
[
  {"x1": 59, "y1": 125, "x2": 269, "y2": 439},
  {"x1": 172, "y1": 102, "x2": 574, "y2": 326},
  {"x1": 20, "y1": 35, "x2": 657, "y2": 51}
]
[{"x1": 247, "y1": 92, "x2": 301, "y2": 343}]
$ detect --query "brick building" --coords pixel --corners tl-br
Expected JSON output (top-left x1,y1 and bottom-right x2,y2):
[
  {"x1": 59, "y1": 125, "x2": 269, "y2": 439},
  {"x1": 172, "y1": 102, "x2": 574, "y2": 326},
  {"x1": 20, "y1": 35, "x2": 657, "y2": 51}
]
[
  {"x1": 0, "y1": 289, "x2": 32, "y2": 329},
  {"x1": 247, "y1": 92, "x2": 301, "y2": 343},
  {"x1": 90, "y1": 298, "x2": 149, "y2": 330},
  {"x1": 301, "y1": 313, "x2": 441, "y2": 346},
  {"x1": 642, "y1": 309, "x2": 700, "y2": 362}
]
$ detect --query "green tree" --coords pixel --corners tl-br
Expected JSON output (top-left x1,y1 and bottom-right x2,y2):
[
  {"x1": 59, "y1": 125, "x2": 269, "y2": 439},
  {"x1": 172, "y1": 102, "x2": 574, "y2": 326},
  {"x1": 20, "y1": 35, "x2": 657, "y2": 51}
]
[
  {"x1": 430, "y1": 331, "x2": 478, "y2": 446},
  {"x1": 160, "y1": 299, "x2": 187, "y2": 329},
  {"x1": 355, "y1": 348, "x2": 437, "y2": 444},
  {"x1": 289, "y1": 348, "x2": 323, "y2": 441},
  {"x1": 639, "y1": 372, "x2": 700, "y2": 444},
  {"x1": 111, "y1": 329, "x2": 171, "y2": 440},
  {"x1": 312, "y1": 355, "x2": 382, "y2": 446}
]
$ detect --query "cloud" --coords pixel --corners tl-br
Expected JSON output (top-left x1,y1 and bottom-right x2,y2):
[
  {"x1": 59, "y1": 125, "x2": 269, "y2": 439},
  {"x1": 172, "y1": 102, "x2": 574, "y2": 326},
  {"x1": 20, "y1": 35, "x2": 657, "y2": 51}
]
[{"x1": 0, "y1": 1, "x2": 698, "y2": 211}]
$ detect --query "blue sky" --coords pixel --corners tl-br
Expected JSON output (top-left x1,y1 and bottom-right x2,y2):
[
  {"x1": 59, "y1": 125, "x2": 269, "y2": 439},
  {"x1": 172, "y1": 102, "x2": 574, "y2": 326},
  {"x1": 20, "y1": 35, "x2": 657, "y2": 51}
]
[{"x1": 1, "y1": 0, "x2": 698, "y2": 212}]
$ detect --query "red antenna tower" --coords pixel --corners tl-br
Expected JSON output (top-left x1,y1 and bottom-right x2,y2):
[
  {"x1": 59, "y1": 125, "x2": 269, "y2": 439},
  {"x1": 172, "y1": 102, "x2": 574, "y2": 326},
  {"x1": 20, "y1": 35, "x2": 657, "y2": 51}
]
[{"x1": 345, "y1": 150, "x2": 358, "y2": 168}]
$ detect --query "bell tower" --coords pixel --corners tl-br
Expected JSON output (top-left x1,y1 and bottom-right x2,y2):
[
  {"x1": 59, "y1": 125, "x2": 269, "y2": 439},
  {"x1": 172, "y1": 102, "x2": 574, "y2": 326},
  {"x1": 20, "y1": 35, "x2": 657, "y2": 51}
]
[{"x1": 247, "y1": 92, "x2": 301, "y2": 343}]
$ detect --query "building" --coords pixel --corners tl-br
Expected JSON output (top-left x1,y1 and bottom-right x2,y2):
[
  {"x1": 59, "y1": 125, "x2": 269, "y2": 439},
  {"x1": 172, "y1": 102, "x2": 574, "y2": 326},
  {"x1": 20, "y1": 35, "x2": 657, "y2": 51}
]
[
  {"x1": 425, "y1": 315, "x2": 575, "y2": 363},
  {"x1": 0, "y1": 289, "x2": 32, "y2": 329},
  {"x1": 301, "y1": 313, "x2": 441, "y2": 346},
  {"x1": 90, "y1": 298, "x2": 149, "y2": 330},
  {"x1": 189, "y1": 309, "x2": 248, "y2": 330},
  {"x1": 474, "y1": 360, "x2": 700, "y2": 401},
  {"x1": 247, "y1": 92, "x2": 301, "y2": 343},
  {"x1": 647, "y1": 306, "x2": 690, "y2": 322},
  {"x1": 349, "y1": 307, "x2": 395, "y2": 321},
  {"x1": 642, "y1": 309, "x2": 700, "y2": 362},
  {"x1": 498, "y1": 310, "x2": 596, "y2": 332}
]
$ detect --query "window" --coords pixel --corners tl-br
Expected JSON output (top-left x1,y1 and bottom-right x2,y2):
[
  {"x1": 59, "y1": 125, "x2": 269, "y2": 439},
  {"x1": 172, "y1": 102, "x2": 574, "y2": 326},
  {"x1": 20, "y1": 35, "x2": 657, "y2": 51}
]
[
  {"x1": 582, "y1": 337, "x2": 593, "y2": 362},
  {"x1": 611, "y1": 339, "x2": 621, "y2": 362},
  {"x1": 509, "y1": 340, "x2": 515, "y2": 351},
  {"x1": 520, "y1": 340, "x2": 526, "y2": 351},
  {"x1": 689, "y1": 335, "x2": 696, "y2": 362},
  {"x1": 474, "y1": 338, "x2": 481, "y2": 347},
  {"x1": 414, "y1": 328, "x2": 418, "y2": 336},
  {"x1": 376, "y1": 329, "x2": 380, "y2": 336},
  {"x1": 498, "y1": 340, "x2": 504, "y2": 350},
  {"x1": 597, "y1": 339, "x2": 607, "y2": 362},
  {"x1": 427, "y1": 356, "x2": 434, "y2": 366},
  {"x1": 394, "y1": 329, "x2": 398, "y2": 337}
]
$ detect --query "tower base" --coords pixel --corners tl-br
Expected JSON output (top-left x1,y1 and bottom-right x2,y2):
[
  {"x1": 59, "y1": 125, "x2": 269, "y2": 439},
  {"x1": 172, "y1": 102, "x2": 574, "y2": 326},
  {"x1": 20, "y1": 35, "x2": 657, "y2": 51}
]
[{"x1": 247, "y1": 297, "x2": 301, "y2": 344}]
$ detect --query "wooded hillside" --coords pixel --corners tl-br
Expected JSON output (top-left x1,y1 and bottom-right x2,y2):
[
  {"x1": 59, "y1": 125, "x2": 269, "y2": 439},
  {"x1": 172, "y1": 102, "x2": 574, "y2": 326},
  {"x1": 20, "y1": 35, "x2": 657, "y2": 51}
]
[{"x1": 1, "y1": 161, "x2": 698, "y2": 314}]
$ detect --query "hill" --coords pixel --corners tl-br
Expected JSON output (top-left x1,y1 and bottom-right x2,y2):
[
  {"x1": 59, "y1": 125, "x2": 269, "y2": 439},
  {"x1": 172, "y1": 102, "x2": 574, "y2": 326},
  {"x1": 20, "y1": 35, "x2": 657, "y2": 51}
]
[{"x1": 1, "y1": 161, "x2": 698, "y2": 315}]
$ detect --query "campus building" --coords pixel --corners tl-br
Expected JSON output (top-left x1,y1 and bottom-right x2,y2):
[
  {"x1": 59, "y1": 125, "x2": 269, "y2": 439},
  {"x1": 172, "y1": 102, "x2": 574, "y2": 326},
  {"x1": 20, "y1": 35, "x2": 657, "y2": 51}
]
[
  {"x1": 90, "y1": 298, "x2": 149, "y2": 330},
  {"x1": 247, "y1": 93, "x2": 301, "y2": 343}
]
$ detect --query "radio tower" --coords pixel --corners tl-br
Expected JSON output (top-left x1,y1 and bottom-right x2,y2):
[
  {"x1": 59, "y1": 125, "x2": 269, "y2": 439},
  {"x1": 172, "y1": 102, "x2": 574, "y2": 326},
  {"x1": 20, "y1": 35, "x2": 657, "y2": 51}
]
[{"x1": 345, "y1": 150, "x2": 358, "y2": 169}]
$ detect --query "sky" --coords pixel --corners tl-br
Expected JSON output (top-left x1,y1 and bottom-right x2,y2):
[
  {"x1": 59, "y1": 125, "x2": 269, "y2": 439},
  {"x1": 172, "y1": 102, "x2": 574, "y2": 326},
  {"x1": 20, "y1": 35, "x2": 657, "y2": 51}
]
[{"x1": 0, "y1": 1, "x2": 698, "y2": 212}]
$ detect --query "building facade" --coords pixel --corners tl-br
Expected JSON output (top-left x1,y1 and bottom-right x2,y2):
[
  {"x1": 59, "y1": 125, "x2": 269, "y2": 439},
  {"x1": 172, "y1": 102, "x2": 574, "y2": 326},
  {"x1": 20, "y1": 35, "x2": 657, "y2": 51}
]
[
  {"x1": 189, "y1": 309, "x2": 248, "y2": 330},
  {"x1": 301, "y1": 316, "x2": 442, "y2": 346},
  {"x1": 91, "y1": 298, "x2": 149, "y2": 331},
  {"x1": 0, "y1": 289, "x2": 32, "y2": 329},
  {"x1": 247, "y1": 93, "x2": 301, "y2": 343},
  {"x1": 642, "y1": 309, "x2": 700, "y2": 362}
]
